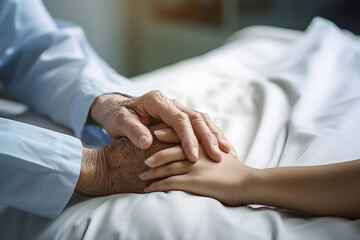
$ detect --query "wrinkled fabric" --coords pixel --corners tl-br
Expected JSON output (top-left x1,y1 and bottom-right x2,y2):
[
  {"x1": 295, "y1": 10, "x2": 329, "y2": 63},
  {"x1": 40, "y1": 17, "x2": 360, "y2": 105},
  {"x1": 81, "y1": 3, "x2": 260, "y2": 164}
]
[
  {"x1": 0, "y1": 118, "x2": 81, "y2": 218},
  {"x1": 0, "y1": 0, "x2": 138, "y2": 144},
  {"x1": 0, "y1": 0, "x2": 137, "y2": 218},
  {"x1": 0, "y1": 17, "x2": 359, "y2": 239}
]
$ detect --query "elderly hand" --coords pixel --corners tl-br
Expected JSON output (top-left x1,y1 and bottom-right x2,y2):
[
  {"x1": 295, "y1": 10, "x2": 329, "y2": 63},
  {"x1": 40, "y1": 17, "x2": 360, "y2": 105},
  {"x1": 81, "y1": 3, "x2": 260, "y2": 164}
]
[
  {"x1": 89, "y1": 91, "x2": 232, "y2": 162},
  {"x1": 75, "y1": 124, "x2": 175, "y2": 195}
]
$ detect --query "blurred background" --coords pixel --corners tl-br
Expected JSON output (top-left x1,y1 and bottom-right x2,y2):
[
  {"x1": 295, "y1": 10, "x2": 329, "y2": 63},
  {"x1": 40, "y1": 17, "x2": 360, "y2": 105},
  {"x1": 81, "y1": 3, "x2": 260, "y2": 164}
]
[
  {"x1": 39, "y1": 0, "x2": 360, "y2": 77},
  {"x1": 1, "y1": 0, "x2": 359, "y2": 119}
]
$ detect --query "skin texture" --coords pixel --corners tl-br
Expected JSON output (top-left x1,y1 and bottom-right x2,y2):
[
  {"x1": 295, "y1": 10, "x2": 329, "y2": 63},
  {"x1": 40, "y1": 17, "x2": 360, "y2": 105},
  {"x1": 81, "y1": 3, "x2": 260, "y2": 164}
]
[
  {"x1": 245, "y1": 160, "x2": 360, "y2": 218},
  {"x1": 76, "y1": 124, "x2": 175, "y2": 195},
  {"x1": 141, "y1": 128, "x2": 360, "y2": 218},
  {"x1": 141, "y1": 145, "x2": 253, "y2": 207},
  {"x1": 88, "y1": 92, "x2": 234, "y2": 162}
]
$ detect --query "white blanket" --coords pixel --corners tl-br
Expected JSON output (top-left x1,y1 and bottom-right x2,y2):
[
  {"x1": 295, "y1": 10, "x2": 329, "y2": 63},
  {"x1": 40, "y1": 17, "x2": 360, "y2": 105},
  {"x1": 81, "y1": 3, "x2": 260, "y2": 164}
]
[{"x1": 1, "y1": 18, "x2": 359, "y2": 239}]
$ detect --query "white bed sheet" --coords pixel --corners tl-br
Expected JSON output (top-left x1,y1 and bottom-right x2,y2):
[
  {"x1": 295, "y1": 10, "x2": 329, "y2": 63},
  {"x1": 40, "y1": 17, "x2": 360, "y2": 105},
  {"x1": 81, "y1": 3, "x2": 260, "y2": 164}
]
[{"x1": 1, "y1": 17, "x2": 359, "y2": 240}]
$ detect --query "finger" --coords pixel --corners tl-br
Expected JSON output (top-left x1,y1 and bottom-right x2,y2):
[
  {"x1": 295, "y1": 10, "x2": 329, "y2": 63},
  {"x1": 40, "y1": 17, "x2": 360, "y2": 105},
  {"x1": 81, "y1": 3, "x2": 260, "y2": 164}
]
[
  {"x1": 121, "y1": 113, "x2": 153, "y2": 150},
  {"x1": 144, "y1": 146, "x2": 186, "y2": 168},
  {"x1": 144, "y1": 176, "x2": 227, "y2": 205},
  {"x1": 154, "y1": 128, "x2": 181, "y2": 143},
  {"x1": 139, "y1": 160, "x2": 192, "y2": 180},
  {"x1": 130, "y1": 91, "x2": 198, "y2": 161},
  {"x1": 181, "y1": 108, "x2": 222, "y2": 162},
  {"x1": 228, "y1": 149, "x2": 238, "y2": 158},
  {"x1": 144, "y1": 175, "x2": 189, "y2": 193},
  {"x1": 157, "y1": 101, "x2": 199, "y2": 162},
  {"x1": 201, "y1": 113, "x2": 233, "y2": 153}
]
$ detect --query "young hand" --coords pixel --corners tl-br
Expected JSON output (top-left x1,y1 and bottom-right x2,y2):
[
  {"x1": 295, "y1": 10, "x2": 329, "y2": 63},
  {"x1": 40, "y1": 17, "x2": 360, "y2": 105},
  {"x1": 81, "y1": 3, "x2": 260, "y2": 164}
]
[
  {"x1": 139, "y1": 145, "x2": 256, "y2": 206},
  {"x1": 140, "y1": 128, "x2": 360, "y2": 218}
]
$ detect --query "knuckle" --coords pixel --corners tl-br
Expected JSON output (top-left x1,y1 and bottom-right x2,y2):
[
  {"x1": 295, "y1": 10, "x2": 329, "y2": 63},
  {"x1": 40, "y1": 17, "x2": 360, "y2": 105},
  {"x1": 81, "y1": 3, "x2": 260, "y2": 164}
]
[
  {"x1": 174, "y1": 112, "x2": 189, "y2": 122},
  {"x1": 149, "y1": 90, "x2": 165, "y2": 99},
  {"x1": 177, "y1": 161, "x2": 190, "y2": 170},
  {"x1": 213, "y1": 124, "x2": 221, "y2": 131},
  {"x1": 145, "y1": 90, "x2": 169, "y2": 108},
  {"x1": 201, "y1": 112, "x2": 211, "y2": 121},
  {"x1": 190, "y1": 112, "x2": 203, "y2": 121},
  {"x1": 172, "y1": 161, "x2": 183, "y2": 169},
  {"x1": 215, "y1": 129, "x2": 224, "y2": 138},
  {"x1": 112, "y1": 108, "x2": 130, "y2": 129},
  {"x1": 213, "y1": 125, "x2": 225, "y2": 138},
  {"x1": 165, "y1": 161, "x2": 187, "y2": 173},
  {"x1": 171, "y1": 99, "x2": 183, "y2": 108},
  {"x1": 125, "y1": 121, "x2": 141, "y2": 134},
  {"x1": 200, "y1": 132, "x2": 216, "y2": 143},
  {"x1": 191, "y1": 118, "x2": 206, "y2": 129},
  {"x1": 206, "y1": 120, "x2": 221, "y2": 133},
  {"x1": 155, "y1": 151, "x2": 167, "y2": 159},
  {"x1": 208, "y1": 124, "x2": 220, "y2": 135},
  {"x1": 115, "y1": 107, "x2": 129, "y2": 120}
]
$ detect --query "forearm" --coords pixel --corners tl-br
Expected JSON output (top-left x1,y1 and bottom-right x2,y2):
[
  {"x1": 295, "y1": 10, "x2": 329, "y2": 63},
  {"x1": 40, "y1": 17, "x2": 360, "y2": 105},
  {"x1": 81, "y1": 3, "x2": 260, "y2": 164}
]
[
  {"x1": 0, "y1": 0, "x2": 138, "y2": 139},
  {"x1": 243, "y1": 160, "x2": 360, "y2": 218}
]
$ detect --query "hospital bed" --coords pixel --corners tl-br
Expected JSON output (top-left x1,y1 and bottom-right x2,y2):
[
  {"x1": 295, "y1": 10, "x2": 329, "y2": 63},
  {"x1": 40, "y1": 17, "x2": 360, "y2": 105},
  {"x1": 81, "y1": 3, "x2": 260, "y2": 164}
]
[{"x1": 0, "y1": 17, "x2": 359, "y2": 239}]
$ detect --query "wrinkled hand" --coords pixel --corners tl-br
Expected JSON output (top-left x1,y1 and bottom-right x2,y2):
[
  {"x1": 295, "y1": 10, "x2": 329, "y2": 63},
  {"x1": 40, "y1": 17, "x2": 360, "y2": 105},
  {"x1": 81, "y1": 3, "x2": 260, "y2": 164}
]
[
  {"x1": 138, "y1": 128, "x2": 250, "y2": 206},
  {"x1": 89, "y1": 91, "x2": 232, "y2": 162},
  {"x1": 75, "y1": 124, "x2": 175, "y2": 196},
  {"x1": 152, "y1": 127, "x2": 237, "y2": 159}
]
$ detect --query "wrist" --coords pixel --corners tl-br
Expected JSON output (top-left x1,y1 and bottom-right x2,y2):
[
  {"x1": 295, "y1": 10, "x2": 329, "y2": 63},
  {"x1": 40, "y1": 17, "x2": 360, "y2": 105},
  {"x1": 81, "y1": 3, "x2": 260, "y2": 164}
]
[
  {"x1": 241, "y1": 168, "x2": 263, "y2": 205},
  {"x1": 76, "y1": 147, "x2": 96, "y2": 194}
]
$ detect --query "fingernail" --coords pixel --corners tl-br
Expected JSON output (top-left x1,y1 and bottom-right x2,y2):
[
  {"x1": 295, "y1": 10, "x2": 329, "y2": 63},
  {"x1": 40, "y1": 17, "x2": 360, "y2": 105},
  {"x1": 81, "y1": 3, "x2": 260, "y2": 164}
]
[
  {"x1": 229, "y1": 150, "x2": 238, "y2": 157},
  {"x1": 154, "y1": 130, "x2": 167, "y2": 138},
  {"x1": 222, "y1": 139, "x2": 231, "y2": 150},
  {"x1": 213, "y1": 144, "x2": 221, "y2": 153},
  {"x1": 139, "y1": 171, "x2": 148, "y2": 180},
  {"x1": 190, "y1": 147, "x2": 199, "y2": 161},
  {"x1": 144, "y1": 186, "x2": 151, "y2": 192},
  {"x1": 144, "y1": 156, "x2": 156, "y2": 167},
  {"x1": 139, "y1": 135, "x2": 149, "y2": 148}
]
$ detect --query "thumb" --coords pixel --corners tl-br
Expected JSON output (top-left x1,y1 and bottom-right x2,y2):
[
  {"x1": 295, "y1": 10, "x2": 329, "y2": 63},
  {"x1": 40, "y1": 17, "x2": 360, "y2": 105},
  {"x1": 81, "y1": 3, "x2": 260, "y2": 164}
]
[{"x1": 122, "y1": 116, "x2": 153, "y2": 150}]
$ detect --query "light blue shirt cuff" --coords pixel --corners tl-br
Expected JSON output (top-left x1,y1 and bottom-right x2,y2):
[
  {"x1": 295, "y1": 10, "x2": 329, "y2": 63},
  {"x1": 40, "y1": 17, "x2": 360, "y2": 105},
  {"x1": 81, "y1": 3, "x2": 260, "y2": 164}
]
[{"x1": 0, "y1": 118, "x2": 82, "y2": 218}]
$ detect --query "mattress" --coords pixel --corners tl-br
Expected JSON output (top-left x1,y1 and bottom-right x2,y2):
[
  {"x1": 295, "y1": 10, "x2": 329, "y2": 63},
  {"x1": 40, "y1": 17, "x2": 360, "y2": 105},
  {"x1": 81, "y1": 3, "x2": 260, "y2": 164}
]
[{"x1": 1, "y1": 17, "x2": 359, "y2": 240}]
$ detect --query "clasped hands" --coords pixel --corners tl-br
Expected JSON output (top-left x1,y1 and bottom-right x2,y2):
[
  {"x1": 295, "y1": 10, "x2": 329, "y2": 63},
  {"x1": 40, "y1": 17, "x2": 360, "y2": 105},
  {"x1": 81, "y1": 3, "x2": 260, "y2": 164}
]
[
  {"x1": 76, "y1": 92, "x2": 360, "y2": 217},
  {"x1": 76, "y1": 90, "x2": 249, "y2": 206}
]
